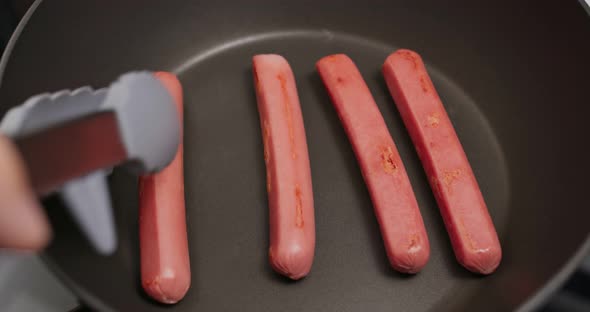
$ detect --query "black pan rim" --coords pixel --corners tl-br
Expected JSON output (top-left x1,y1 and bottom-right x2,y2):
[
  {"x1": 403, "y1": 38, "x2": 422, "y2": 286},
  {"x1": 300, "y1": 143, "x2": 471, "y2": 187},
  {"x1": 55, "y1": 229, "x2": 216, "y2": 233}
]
[{"x1": 1, "y1": 0, "x2": 589, "y2": 311}]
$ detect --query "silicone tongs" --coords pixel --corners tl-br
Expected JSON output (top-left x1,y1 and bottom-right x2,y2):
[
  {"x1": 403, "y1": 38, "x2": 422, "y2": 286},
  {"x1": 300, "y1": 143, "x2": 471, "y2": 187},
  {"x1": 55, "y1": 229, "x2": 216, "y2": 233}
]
[{"x1": 0, "y1": 72, "x2": 180, "y2": 255}]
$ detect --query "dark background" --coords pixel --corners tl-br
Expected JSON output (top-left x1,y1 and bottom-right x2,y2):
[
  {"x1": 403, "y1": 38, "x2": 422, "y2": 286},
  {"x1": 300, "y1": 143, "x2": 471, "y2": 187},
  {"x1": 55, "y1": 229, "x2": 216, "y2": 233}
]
[{"x1": 0, "y1": 0, "x2": 588, "y2": 311}]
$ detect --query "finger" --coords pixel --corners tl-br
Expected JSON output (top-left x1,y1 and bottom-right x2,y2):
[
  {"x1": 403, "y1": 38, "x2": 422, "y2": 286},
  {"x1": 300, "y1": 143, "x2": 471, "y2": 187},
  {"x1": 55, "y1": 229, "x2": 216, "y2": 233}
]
[{"x1": 0, "y1": 134, "x2": 51, "y2": 250}]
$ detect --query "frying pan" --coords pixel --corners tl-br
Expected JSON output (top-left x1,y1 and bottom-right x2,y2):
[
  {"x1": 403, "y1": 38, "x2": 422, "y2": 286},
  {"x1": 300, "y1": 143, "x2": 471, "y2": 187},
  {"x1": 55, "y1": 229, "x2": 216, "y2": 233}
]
[{"x1": 1, "y1": 0, "x2": 590, "y2": 311}]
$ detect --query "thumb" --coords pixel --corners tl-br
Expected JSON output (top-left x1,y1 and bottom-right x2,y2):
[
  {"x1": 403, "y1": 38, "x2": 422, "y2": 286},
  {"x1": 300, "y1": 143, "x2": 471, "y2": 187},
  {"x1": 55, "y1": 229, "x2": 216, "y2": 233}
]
[{"x1": 0, "y1": 134, "x2": 51, "y2": 250}]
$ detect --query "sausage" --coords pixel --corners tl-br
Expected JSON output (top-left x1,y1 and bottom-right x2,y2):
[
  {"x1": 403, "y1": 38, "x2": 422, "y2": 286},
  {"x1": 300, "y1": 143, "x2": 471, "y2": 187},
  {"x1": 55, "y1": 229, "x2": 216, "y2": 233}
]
[
  {"x1": 252, "y1": 54, "x2": 316, "y2": 280},
  {"x1": 382, "y1": 49, "x2": 501, "y2": 274},
  {"x1": 316, "y1": 54, "x2": 430, "y2": 273},
  {"x1": 138, "y1": 72, "x2": 190, "y2": 303}
]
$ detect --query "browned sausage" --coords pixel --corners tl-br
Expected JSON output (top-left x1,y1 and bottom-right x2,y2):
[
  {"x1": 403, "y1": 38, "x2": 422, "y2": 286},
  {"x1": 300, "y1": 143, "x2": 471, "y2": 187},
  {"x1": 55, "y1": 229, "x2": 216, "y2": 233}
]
[
  {"x1": 139, "y1": 72, "x2": 191, "y2": 303},
  {"x1": 382, "y1": 49, "x2": 501, "y2": 274},
  {"x1": 317, "y1": 54, "x2": 430, "y2": 273},
  {"x1": 253, "y1": 54, "x2": 316, "y2": 280}
]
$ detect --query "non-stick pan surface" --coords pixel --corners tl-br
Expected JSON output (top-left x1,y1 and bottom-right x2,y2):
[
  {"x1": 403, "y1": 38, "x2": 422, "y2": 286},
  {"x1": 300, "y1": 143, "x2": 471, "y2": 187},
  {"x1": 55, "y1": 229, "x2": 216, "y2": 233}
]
[{"x1": 1, "y1": 0, "x2": 590, "y2": 311}]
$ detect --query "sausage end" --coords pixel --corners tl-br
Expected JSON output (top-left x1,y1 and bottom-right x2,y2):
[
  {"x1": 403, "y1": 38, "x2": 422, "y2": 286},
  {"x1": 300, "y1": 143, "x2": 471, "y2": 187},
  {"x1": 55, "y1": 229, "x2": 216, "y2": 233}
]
[
  {"x1": 384, "y1": 49, "x2": 422, "y2": 69},
  {"x1": 387, "y1": 237, "x2": 430, "y2": 274},
  {"x1": 316, "y1": 54, "x2": 353, "y2": 71},
  {"x1": 458, "y1": 246, "x2": 502, "y2": 275},
  {"x1": 253, "y1": 54, "x2": 289, "y2": 69},
  {"x1": 141, "y1": 268, "x2": 191, "y2": 304},
  {"x1": 269, "y1": 243, "x2": 314, "y2": 280}
]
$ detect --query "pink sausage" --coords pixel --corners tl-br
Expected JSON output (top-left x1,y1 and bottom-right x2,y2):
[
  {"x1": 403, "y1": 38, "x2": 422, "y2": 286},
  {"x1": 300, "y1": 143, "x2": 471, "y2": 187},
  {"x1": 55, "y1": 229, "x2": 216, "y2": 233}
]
[
  {"x1": 382, "y1": 49, "x2": 501, "y2": 274},
  {"x1": 138, "y1": 72, "x2": 190, "y2": 303},
  {"x1": 252, "y1": 54, "x2": 316, "y2": 280},
  {"x1": 316, "y1": 54, "x2": 430, "y2": 273}
]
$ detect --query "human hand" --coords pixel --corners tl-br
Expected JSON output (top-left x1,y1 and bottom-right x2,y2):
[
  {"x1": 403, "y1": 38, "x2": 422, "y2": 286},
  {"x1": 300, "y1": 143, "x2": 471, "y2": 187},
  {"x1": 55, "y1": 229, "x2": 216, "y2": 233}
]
[{"x1": 0, "y1": 134, "x2": 51, "y2": 250}]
